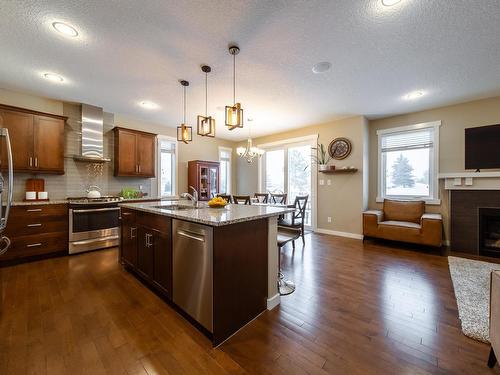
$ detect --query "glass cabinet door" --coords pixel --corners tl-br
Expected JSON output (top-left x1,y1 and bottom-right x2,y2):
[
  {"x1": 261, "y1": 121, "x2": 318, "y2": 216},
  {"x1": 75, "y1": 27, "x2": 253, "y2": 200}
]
[
  {"x1": 199, "y1": 165, "x2": 209, "y2": 200},
  {"x1": 208, "y1": 166, "x2": 218, "y2": 198}
]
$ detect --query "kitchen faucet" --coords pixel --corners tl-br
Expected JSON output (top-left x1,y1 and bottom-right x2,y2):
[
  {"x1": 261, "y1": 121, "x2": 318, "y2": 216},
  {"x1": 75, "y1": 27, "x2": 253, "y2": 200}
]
[{"x1": 181, "y1": 186, "x2": 199, "y2": 208}]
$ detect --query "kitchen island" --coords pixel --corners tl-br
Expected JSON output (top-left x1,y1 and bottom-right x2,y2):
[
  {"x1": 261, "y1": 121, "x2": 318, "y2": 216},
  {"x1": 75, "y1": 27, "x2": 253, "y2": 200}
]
[{"x1": 119, "y1": 200, "x2": 294, "y2": 345}]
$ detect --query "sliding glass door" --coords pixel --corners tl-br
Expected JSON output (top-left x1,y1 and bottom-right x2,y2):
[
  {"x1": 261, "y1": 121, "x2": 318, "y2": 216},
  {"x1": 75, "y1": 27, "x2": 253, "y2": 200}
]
[{"x1": 261, "y1": 139, "x2": 315, "y2": 228}]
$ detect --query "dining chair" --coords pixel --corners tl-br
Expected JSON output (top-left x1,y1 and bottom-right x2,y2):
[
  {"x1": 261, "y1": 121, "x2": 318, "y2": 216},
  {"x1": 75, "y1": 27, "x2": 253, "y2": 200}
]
[
  {"x1": 217, "y1": 194, "x2": 233, "y2": 204},
  {"x1": 270, "y1": 193, "x2": 287, "y2": 204},
  {"x1": 278, "y1": 195, "x2": 309, "y2": 246},
  {"x1": 254, "y1": 193, "x2": 269, "y2": 203},
  {"x1": 232, "y1": 195, "x2": 251, "y2": 205}
]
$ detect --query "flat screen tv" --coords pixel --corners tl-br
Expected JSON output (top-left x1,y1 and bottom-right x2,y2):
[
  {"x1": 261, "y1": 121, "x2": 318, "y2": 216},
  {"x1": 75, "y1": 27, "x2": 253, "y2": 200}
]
[{"x1": 465, "y1": 124, "x2": 500, "y2": 170}]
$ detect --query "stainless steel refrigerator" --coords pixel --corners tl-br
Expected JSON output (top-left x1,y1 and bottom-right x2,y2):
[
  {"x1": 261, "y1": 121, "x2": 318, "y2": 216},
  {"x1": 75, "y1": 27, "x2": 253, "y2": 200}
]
[{"x1": 0, "y1": 127, "x2": 13, "y2": 256}]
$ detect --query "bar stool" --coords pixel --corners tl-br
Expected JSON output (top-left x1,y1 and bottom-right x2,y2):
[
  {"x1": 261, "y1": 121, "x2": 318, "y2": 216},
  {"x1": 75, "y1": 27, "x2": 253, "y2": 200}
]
[{"x1": 277, "y1": 228, "x2": 300, "y2": 295}]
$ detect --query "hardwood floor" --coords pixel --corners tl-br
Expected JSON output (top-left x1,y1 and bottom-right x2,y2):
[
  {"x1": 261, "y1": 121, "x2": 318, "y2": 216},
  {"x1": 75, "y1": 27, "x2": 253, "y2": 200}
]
[{"x1": 1, "y1": 233, "x2": 498, "y2": 374}]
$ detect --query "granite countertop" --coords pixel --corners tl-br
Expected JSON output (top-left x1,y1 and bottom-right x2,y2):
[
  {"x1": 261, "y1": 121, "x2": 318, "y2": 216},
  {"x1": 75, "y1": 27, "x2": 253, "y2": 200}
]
[
  {"x1": 12, "y1": 196, "x2": 177, "y2": 206},
  {"x1": 119, "y1": 201, "x2": 295, "y2": 226}
]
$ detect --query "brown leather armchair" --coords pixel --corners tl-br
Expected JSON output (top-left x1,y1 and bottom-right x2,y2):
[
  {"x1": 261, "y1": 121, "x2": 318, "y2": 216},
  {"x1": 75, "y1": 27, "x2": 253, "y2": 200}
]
[
  {"x1": 363, "y1": 199, "x2": 443, "y2": 247},
  {"x1": 489, "y1": 270, "x2": 500, "y2": 368}
]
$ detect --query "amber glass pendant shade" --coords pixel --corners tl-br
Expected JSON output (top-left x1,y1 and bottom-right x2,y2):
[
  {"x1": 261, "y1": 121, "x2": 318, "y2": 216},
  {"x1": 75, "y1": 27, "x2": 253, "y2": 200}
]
[
  {"x1": 225, "y1": 103, "x2": 243, "y2": 129},
  {"x1": 197, "y1": 115, "x2": 215, "y2": 137},
  {"x1": 177, "y1": 123, "x2": 192, "y2": 144}
]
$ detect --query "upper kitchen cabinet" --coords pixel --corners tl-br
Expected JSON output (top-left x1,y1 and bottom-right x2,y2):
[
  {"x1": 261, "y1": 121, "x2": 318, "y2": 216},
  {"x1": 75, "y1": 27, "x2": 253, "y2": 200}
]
[
  {"x1": 113, "y1": 127, "x2": 156, "y2": 178},
  {"x1": 0, "y1": 105, "x2": 66, "y2": 174}
]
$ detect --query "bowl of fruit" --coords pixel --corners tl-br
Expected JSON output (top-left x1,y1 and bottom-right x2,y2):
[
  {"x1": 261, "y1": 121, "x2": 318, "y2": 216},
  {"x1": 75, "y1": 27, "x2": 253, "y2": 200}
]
[{"x1": 208, "y1": 196, "x2": 228, "y2": 208}]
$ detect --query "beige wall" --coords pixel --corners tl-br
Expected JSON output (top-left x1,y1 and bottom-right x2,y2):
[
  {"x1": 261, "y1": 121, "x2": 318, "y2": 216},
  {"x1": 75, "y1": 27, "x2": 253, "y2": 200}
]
[
  {"x1": 236, "y1": 116, "x2": 369, "y2": 236},
  {"x1": 369, "y1": 96, "x2": 500, "y2": 240},
  {"x1": 1, "y1": 88, "x2": 237, "y2": 199}
]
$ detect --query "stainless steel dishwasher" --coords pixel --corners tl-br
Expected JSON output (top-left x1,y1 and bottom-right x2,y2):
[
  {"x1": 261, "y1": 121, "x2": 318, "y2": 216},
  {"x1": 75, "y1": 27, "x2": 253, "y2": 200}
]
[{"x1": 172, "y1": 219, "x2": 213, "y2": 332}]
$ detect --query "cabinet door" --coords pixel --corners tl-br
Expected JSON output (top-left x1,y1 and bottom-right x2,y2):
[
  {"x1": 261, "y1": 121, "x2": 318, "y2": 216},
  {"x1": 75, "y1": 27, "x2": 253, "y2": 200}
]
[
  {"x1": 121, "y1": 209, "x2": 137, "y2": 267},
  {"x1": 152, "y1": 229, "x2": 172, "y2": 297},
  {"x1": 34, "y1": 115, "x2": 65, "y2": 173},
  {"x1": 137, "y1": 134, "x2": 155, "y2": 177},
  {"x1": 116, "y1": 130, "x2": 137, "y2": 176},
  {"x1": 198, "y1": 164, "x2": 210, "y2": 200},
  {"x1": 137, "y1": 226, "x2": 154, "y2": 280},
  {"x1": 0, "y1": 109, "x2": 34, "y2": 171},
  {"x1": 208, "y1": 166, "x2": 219, "y2": 199}
]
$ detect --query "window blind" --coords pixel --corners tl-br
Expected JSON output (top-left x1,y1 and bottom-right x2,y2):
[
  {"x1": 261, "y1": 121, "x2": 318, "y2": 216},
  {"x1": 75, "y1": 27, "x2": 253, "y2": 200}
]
[{"x1": 381, "y1": 128, "x2": 434, "y2": 152}]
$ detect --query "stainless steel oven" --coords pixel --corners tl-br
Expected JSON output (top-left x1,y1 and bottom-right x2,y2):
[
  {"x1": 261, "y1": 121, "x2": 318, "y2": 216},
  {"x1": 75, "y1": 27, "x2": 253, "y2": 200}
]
[{"x1": 68, "y1": 198, "x2": 121, "y2": 254}]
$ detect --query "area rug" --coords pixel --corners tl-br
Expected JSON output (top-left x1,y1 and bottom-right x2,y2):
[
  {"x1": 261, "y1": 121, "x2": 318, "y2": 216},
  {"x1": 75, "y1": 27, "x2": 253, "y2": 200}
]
[{"x1": 448, "y1": 256, "x2": 500, "y2": 343}]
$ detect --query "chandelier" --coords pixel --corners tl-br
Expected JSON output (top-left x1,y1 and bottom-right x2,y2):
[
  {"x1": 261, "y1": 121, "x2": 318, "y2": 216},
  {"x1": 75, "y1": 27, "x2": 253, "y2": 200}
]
[{"x1": 236, "y1": 120, "x2": 264, "y2": 163}]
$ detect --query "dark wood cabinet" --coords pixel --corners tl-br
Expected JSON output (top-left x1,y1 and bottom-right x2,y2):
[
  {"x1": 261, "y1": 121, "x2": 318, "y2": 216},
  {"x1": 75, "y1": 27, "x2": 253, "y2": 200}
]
[
  {"x1": 188, "y1": 160, "x2": 220, "y2": 201},
  {"x1": 113, "y1": 127, "x2": 156, "y2": 178},
  {"x1": 120, "y1": 209, "x2": 137, "y2": 267},
  {"x1": 0, "y1": 204, "x2": 68, "y2": 265},
  {"x1": 0, "y1": 105, "x2": 66, "y2": 174},
  {"x1": 120, "y1": 209, "x2": 172, "y2": 298}
]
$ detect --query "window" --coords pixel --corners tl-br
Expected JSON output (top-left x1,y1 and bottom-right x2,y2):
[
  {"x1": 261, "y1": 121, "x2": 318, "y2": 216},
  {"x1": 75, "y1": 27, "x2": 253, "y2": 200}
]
[
  {"x1": 157, "y1": 136, "x2": 177, "y2": 197},
  {"x1": 219, "y1": 147, "x2": 232, "y2": 194},
  {"x1": 377, "y1": 121, "x2": 441, "y2": 204}
]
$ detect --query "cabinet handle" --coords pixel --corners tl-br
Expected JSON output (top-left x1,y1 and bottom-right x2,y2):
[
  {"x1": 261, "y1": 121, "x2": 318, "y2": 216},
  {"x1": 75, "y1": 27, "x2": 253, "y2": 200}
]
[
  {"x1": 26, "y1": 243, "x2": 42, "y2": 248},
  {"x1": 138, "y1": 164, "x2": 141, "y2": 173},
  {"x1": 26, "y1": 208, "x2": 42, "y2": 212},
  {"x1": 130, "y1": 227, "x2": 136, "y2": 239},
  {"x1": 34, "y1": 157, "x2": 38, "y2": 167},
  {"x1": 27, "y1": 223, "x2": 42, "y2": 227},
  {"x1": 29, "y1": 156, "x2": 33, "y2": 167},
  {"x1": 145, "y1": 233, "x2": 152, "y2": 247}
]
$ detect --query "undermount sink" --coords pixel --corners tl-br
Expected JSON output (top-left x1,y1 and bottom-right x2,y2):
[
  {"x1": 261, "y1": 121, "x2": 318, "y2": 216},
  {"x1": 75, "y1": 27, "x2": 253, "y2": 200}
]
[{"x1": 153, "y1": 205, "x2": 193, "y2": 211}]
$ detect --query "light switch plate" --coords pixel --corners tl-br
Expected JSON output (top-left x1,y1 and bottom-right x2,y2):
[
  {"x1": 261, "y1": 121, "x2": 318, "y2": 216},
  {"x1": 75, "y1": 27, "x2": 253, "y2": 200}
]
[
  {"x1": 319, "y1": 179, "x2": 324, "y2": 185},
  {"x1": 327, "y1": 179, "x2": 331, "y2": 186},
  {"x1": 453, "y1": 178, "x2": 462, "y2": 186},
  {"x1": 465, "y1": 177, "x2": 473, "y2": 186}
]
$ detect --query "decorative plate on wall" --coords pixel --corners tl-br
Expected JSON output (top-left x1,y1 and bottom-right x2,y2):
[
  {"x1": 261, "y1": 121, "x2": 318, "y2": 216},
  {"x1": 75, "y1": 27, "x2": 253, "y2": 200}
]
[{"x1": 328, "y1": 137, "x2": 352, "y2": 160}]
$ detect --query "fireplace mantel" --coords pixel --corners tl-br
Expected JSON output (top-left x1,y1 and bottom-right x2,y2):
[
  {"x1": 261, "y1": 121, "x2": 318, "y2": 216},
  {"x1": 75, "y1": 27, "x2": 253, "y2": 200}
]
[{"x1": 438, "y1": 172, "x2": 500, "y2": 190}]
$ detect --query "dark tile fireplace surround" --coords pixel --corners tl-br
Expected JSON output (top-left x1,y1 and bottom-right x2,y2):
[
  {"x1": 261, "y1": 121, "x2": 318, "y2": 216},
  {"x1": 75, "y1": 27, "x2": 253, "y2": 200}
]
[{"x1": 451, "y1": 190, "x2": 500, "y2": 257}]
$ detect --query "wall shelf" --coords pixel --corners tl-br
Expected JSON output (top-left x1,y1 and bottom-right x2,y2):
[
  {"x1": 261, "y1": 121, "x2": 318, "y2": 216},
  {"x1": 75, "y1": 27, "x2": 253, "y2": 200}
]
[{"x1": 319, "y1": 168, "x2": 358, "y2": 174}]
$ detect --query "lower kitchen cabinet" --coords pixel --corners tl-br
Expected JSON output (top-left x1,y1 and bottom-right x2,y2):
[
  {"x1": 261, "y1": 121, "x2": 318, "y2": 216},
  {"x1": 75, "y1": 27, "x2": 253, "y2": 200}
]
[
  {"x1": 120, "y1": 209, "x2": 172, "y2": 298},
  {"x1": 0, "y1": 204, "x2": 68, "y2": 265}
]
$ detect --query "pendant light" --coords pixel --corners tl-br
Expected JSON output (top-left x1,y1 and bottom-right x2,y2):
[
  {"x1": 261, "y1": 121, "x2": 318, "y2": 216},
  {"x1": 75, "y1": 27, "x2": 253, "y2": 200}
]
[
  {"x1": 197, "y1": 65, "x2": 215, "y2": 137},
  {"x1": 225, "y1": 45, "x2": 243, "y2": 130},
  {"x1": 177, "y1": 80, "x2": 192, "y2": 144},
  {"x1": 236, "y1": 119, "x2": 264, "y2": 163}
]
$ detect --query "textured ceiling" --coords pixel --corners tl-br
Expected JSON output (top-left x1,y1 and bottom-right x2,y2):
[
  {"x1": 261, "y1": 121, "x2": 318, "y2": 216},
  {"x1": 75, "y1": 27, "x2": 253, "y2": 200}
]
[{"x1": 1, "y1": 0, "x2": 500, "y2": 141}]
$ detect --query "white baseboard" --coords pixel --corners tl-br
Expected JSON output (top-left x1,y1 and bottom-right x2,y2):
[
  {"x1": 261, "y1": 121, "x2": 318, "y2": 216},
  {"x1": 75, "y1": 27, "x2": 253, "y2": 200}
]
[
  {"x1": 267, "y1": 293, "x2": 280, "y2": 310},
  {"x1": 315, "y1": 228, "x2": 364, "y2": 240}
]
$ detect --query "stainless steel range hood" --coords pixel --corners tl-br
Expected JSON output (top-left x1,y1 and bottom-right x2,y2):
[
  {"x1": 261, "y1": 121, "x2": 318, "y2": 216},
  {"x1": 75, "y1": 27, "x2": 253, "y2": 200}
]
[{"x1": 73, "y1": 104, "x2": 111, "y2": 163}]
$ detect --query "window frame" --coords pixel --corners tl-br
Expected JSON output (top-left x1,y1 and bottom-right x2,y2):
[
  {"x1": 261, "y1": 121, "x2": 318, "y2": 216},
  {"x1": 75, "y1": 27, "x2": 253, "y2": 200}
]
[
  {"x1": 157, "y1": 135, "x2": 178, "y2": 198},
  {"x1": 376, "y1": 121, "x2": 441, "y2": 205},
  {"x1": 218, "y1": 146, "x2": 232, "y2": 195}
]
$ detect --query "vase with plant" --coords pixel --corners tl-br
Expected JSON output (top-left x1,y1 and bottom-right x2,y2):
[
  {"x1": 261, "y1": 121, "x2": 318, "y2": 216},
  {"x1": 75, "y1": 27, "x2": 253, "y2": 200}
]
[{"x1": 312, "y1": 143, "x2": 331, "y2": 171}]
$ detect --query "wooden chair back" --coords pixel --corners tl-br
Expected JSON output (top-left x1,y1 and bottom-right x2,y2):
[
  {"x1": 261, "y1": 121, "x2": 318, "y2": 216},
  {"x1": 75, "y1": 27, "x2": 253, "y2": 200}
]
[
  {"x1": 291, "y1": 195, "x2": 309, "y2": 225},
  {"x1": 232, "y1": 195, "x2": 251, "y2": 205},
  {"x1": 270, "y1": 193, "x2": 287, "y2": 204},
  {"x1": 254, "y1": 193, "x2": 268, "y2": 203},
  {"x1": 217, "y1": 194, "x2": 233, "y2": 204}
]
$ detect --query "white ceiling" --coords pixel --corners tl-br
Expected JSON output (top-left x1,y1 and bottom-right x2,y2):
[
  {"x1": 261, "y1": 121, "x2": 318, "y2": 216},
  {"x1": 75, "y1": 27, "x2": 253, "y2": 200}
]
[{"x1": 1, "y1": 0, "x2": 500, "y2": 141}]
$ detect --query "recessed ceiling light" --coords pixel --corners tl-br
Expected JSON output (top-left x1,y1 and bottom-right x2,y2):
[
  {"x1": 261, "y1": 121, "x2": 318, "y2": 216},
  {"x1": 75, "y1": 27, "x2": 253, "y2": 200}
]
[
  {"x1": 52, "y1": 22, "x2": 78, "y2": 37},
  {"x1": 43, "y1": 73, "x2": 64, "y2": 83},
  {"x1": 403, "y1": 90, "x2": 425, "y2": 100},
  {"x1": 312, "y1": 62, "x2": 332, "y2": 74},
  {"x1": 139, "y1": 101, "x2": 159, "y2": 110},
  {"x1": 382, "y1": 0, "x2": 402, "y2": 6}
]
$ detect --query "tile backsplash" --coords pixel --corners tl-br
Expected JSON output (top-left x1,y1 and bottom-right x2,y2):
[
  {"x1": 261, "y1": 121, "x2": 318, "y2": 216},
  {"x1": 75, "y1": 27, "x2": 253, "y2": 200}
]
[{"x1": 12, "y1": 103, "x2": 153, "y2": 201}]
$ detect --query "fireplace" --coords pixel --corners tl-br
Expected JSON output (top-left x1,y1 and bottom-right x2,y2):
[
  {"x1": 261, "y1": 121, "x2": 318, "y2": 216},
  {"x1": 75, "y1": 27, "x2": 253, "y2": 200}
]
[{"x1": 479, "y1": 208, "x2": 500, "y2": 258}]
